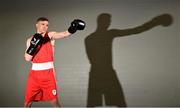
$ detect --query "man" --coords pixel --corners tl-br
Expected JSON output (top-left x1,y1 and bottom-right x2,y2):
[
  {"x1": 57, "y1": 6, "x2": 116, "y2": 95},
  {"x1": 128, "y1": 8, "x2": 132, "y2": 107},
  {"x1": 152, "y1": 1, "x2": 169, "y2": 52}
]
[{"x1": 24, "y1": 17, "x2": 85, "y2": 107}]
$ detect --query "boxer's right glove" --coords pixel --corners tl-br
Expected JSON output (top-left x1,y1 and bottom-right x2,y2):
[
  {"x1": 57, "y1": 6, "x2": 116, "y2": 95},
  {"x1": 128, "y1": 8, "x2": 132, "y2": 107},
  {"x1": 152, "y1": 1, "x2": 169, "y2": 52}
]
[
  {"x1": 68, "y1": 19, "x2": 86, "y2": 34},
  {"x1": 26, "y1": 33, "x2": 43, "y2": 55}
]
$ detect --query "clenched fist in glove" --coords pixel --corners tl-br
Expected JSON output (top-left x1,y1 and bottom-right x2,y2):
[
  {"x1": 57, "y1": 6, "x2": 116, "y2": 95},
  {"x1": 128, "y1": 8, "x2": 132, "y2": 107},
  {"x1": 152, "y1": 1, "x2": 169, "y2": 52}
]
[{"x1": 68, "y1": 19, "x2": 86, "y2": 34}]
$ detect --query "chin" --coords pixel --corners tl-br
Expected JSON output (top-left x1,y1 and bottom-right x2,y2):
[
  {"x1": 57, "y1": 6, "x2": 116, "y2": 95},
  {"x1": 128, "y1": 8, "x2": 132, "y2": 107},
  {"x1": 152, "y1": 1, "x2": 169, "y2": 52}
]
[{"x1": 41, "y1": 31, "x2": 47, "y2": 34}]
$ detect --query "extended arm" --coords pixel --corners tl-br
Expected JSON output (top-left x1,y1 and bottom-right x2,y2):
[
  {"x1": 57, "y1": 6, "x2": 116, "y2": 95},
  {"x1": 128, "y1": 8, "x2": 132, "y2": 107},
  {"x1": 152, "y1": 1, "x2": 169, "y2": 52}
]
[
  {"x1": 48, "y1": 19, "x2": 85, "y2": 40},
  {"x1": 111, "y1": 14, "x2": 172, "y2": 37}
]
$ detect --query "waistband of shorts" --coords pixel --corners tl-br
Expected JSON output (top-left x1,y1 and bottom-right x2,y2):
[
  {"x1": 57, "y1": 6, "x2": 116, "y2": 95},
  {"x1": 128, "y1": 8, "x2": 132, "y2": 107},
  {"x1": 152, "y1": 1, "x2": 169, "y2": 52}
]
[{"x1": 31, "y1": 62, "x2": 54, "y2": 70}]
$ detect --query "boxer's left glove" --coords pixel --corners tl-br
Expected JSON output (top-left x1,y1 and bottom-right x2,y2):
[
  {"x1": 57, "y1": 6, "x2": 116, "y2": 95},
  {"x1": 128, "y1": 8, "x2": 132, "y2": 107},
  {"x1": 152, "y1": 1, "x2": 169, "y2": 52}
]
[
  {"x1": 26, "y1": 33, "x2": 43, "y2": 55},
  {"x1": 68, "y1": 19, "x2": 86, "y2": 34}
]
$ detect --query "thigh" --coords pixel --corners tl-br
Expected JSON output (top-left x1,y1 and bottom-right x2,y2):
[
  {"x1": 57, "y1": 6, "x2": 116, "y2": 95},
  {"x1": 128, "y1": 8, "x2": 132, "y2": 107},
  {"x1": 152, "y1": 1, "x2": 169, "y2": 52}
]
[
  {"x1": 50, "y1": 97, "x2": 61, "y2": 107},
  {"x1": 25, "y1": 71, "x2": 41, "y2": 103},
  {"x1": 40, "y1": 69, "x2": 58, "y2": 100}
]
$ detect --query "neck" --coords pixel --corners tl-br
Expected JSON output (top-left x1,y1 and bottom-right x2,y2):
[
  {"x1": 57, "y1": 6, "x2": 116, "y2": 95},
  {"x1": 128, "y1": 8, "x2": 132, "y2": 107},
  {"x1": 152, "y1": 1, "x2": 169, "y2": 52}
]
[{"x1": 37, "y1": 31, "x2": 46, "y2": 37}]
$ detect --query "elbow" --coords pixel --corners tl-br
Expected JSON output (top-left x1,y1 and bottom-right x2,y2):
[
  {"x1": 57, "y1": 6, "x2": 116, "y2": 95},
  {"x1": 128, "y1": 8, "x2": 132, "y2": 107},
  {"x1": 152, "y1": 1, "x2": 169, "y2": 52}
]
[
  {"x1": 25, "y1": 57, "x2": 31, "y2": 62},
  {"x1": 24, "y1": 54, "x2": 32, "y2": 62}
]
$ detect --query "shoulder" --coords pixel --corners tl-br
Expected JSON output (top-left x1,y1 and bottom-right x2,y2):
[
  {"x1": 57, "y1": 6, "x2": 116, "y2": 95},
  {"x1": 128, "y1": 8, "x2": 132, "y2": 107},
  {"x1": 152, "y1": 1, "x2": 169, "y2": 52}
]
[
  {"x1": 48, "y1": 31, "x2": 56, "y2": 39},
  {"x1": 27, "y1": 36, "x2": 33, "y2": 41}
]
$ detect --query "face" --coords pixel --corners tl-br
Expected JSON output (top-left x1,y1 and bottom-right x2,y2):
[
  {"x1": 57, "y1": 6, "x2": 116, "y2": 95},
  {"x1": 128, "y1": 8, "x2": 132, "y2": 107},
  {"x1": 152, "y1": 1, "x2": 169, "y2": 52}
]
[{"x1": 36, "y1": 21, "x2": 49, "y2": 34}]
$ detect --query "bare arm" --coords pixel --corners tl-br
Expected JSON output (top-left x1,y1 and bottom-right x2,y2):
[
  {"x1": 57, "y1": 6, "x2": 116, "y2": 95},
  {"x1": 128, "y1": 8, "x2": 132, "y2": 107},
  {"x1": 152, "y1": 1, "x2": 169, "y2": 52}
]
[
  {"x1": 48, "y1": 19, "x2": 86, "y2": 39},
  {"x1": 48, "y1": 31, "x2": 71, "y2": 40},
  {"x1": 24, "y1": 37, "x2": 33, "y2": 61}
]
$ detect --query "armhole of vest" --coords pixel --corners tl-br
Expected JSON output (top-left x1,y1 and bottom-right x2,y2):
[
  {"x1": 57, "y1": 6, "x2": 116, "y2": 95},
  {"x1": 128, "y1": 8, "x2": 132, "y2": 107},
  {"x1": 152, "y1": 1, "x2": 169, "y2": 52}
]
[
  {"x1": 51, "y1": 39, "x2": 55, "y2": 47},
  {"x1": 46, "y1": 32, "x2": 55, "y2": 47}
]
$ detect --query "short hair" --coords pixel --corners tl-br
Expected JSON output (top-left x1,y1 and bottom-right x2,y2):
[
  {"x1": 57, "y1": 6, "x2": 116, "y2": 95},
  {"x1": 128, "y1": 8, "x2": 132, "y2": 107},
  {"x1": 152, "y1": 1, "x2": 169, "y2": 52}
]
[{"x1": 36, "y1": 17, "x2": 49, "y2": 22}]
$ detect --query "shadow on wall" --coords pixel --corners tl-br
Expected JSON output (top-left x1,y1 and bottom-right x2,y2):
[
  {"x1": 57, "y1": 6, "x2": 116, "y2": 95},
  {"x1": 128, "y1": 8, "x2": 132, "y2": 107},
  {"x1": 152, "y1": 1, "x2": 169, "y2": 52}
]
[{"x1": 85, "y1": 13, "x2": 173, "y2": 107}]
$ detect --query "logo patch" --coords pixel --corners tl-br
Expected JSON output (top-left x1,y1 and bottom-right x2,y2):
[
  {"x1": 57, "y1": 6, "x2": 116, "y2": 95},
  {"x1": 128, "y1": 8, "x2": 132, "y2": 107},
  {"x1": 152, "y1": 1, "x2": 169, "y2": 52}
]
[{"x1": 52, "y1": 89, "x2": 57, "y2": 95}]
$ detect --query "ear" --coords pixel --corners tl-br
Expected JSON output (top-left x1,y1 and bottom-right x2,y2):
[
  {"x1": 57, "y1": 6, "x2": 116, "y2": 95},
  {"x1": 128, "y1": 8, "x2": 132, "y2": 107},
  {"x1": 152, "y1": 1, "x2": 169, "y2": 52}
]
[{"x1": 36, "y1": 23, "x2": 38, "y2": 28}]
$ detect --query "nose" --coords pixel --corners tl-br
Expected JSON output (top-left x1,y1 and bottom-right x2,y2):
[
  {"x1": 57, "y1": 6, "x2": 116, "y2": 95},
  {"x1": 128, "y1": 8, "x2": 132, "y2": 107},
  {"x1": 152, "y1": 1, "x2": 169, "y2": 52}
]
[{"x1": 44, "y1": 26, "x2": 47, "y2": 29}]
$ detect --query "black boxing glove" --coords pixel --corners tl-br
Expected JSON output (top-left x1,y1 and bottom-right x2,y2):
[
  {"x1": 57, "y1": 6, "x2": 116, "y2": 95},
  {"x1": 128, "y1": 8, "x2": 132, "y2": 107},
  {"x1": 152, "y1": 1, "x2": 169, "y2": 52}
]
[
  {"x1": 68, "y1": 19, "x2": 86, "y2": 34},
  {"x1": 26, "y1": 33, "x2": 43, "y2": 55}
]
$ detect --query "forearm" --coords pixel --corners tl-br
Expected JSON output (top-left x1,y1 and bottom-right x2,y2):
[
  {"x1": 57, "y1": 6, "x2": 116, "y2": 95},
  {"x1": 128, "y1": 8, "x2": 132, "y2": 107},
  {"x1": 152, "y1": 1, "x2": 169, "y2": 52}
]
[{"x1": 49, "y1": 31, "x2": 71, "y2": 39}]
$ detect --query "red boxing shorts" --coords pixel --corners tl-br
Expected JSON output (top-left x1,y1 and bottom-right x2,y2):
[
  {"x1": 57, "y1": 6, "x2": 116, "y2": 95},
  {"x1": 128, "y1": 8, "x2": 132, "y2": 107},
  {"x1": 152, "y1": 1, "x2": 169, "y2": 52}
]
[{"x1": 25, "y1": 62, "x2": 58, "y2": 104}]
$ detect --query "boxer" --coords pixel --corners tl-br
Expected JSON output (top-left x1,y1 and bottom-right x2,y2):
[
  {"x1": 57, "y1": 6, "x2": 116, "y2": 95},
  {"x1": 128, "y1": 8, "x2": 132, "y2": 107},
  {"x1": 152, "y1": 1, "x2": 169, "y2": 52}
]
[{"x1": 24, "y1": 17, "x2": 85, "y2": 108}]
